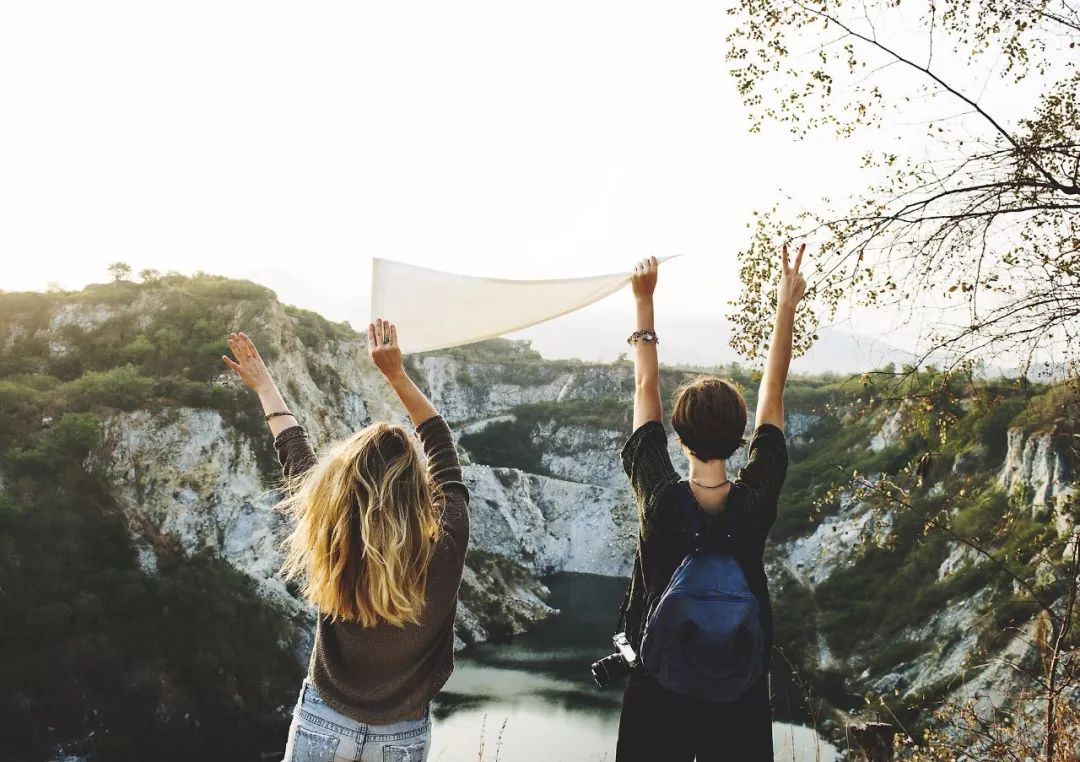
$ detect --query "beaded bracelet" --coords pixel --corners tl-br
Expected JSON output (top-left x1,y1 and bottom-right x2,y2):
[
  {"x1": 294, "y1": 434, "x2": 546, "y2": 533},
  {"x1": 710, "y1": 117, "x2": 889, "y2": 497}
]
[
  {"x1": 627, "y1": 329, "x2": 659, "y2": 345},
  {"x1": 264, "y1": 411, "x2": 294, "y2": 421}
]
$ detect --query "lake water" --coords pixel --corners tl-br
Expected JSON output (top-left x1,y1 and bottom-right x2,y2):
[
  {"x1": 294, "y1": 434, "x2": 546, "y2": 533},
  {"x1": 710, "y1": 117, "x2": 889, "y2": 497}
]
[{"x1": 428, "y1": 573, "x2": 839, "y2": 762}]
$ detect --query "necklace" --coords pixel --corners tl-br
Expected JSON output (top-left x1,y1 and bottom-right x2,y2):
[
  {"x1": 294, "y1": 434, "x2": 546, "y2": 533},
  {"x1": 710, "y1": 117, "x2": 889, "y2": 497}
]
[{"x1": 690, "y1": 477, "x2": 730, "y2": 489}]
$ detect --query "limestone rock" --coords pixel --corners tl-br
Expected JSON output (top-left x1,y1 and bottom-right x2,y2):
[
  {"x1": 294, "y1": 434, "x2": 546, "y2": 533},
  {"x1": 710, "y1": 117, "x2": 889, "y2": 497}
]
[{"x1": 998, "y1": 427, "x2": 1075, "y2": 536}]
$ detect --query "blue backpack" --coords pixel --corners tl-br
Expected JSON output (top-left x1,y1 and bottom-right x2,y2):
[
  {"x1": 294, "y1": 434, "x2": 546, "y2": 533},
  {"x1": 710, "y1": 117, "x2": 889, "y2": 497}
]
[{"x1": 639, "y1": 481, "x2": 764, "y2": 702}]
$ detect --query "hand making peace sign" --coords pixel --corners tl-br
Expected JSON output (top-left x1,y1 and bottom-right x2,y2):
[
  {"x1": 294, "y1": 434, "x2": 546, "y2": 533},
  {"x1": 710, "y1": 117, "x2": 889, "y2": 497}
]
[{"x1": 778, "y1": 243, "x2": 807, "y2": 308}]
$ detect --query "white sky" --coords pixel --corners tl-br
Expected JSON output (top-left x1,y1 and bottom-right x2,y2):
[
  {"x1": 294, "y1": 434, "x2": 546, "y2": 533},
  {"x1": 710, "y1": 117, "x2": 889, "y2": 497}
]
[{"x1": 0, "y1": 2, "x2": 1047, "y2": 369}]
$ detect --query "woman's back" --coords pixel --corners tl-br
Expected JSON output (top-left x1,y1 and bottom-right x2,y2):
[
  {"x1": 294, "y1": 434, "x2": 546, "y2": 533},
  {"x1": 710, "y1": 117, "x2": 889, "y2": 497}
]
[
  {"x1": 225, "y1": 321, "x2": 472, "y2": 759},
  {"x1": 617, "y1": 419, "x2": 788, "y2": 667},
  {"x1": 275, "y1": 413, "x2": 470, "y2": 724}
]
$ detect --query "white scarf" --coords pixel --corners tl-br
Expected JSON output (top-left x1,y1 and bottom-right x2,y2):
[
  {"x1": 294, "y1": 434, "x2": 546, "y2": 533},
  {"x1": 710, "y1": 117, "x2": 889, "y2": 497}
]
[{"x1": 370, "y1": 256, "x2": 679, "y2": 354}]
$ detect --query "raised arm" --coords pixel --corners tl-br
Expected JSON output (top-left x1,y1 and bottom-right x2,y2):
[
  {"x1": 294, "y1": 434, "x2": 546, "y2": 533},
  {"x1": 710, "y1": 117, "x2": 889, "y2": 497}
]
[
  {"x1": 224, "y1": 332, "x2": 298, "y2": 437},
  {"x1": 370, "y1": 318, "x2": 469, "y2": 538},
  {"x1": 755, "y1": 243, "x2": 807, "y2": 431},
  {"x1": 367, "y1": 317, "x2": 438, "y2": 427},
  {"x1": 223, "y1": 332, "x2": 317, "y2": 482},
  {"x1": 630, "y1": 256, "x2": 662, "y2": 431}
]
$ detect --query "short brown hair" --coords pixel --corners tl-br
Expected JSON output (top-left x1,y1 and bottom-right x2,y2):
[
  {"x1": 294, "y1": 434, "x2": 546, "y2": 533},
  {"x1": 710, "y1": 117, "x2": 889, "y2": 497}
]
[{"x1": 671, "y1": 376, "x2": 747, "y2": 461}]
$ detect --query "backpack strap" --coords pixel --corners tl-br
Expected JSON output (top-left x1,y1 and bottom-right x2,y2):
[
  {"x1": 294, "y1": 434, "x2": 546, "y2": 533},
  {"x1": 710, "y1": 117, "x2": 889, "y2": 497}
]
[
  {"x1": 679, "y1": 481, "x2": 705, "y2": 552},
  {"x1": 681, "y1": 480, "x2": 750, "y2": 554}
]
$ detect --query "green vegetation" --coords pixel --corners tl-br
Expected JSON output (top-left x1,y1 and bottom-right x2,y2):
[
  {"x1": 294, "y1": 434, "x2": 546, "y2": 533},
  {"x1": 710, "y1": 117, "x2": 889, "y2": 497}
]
[
  {"x1": 0, "y1": 274, "x2": 358, "y2": 480},
  {"x1": 460, "y1": 398, "x2": 632, "y2": 473},
  {"x1": 767, "y1": 369, "x2": 1077, "y2": 727},
  {"x1": 769, "y1": 564, "x2": 820, "y2": 664},
  {"x1": 458, "y1": 550, "x2": 547, "y2": 643},
  {"x1": 284, "y1": 304, "x2": 357, "y2": 348},
  {"x1": 461, "y1": 417, "x2": 550, "y2": 474},
  {"x1": 809, "y1": 487, "x2": 1066, "y2": 729},
  {"x1": 425, "y1": 337, "x2": 545, "y2": 363},
  {"x1": 1012, "y1": 381, "x2": 1080, "y2": 433},
  {"x1": 517, "y1": 398, "x2": 630, "y2": 430},
  {"x1": 0, "y1": 407, "x2": 304, "y2": 761},
  {"x1": 430, "y1": 338, "x2": 610, "y2": 390},
  {"x1": 0, "y1": 275, "x2": 326, "y2": 760}
]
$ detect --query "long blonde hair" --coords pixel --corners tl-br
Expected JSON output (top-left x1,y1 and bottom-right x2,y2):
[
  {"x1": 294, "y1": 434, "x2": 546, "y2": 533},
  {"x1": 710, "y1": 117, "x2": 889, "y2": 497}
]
[{"x1": 277, "y1": 422, "x2": 443, "y2": 628}]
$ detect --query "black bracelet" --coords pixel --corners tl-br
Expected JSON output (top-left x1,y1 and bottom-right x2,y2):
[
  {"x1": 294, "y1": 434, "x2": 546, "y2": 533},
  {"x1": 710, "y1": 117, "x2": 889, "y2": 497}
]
[
  {"x1": 627, "y1": 329, "x2": 659, "y2": 345},
  {"x1": 264, "y1": 411, "x2": 294, "y2": 421}
]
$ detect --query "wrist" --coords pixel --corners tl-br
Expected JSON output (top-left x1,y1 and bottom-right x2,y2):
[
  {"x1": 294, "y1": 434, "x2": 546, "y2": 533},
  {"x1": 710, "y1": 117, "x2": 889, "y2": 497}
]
[
  {"x1": 627, "y1": 328, "x2": 659, "y2": 346},
  {"x1": 255, "y1": 381, "x2": 279, "y2": 398},
  {"x1": 384, "y1": 368, "x2": 409, "y2": 385},
  {"x1": 776, "y1": 300, "x2": 797, "y2": 316},
  {"x1": 634, "y1": 294, "x2": 654, "y2": 306}
]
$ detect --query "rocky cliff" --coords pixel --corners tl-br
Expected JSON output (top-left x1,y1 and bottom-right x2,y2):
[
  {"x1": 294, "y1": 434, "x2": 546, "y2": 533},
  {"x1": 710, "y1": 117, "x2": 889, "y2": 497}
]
[{"x1": 999, "y1": 424, "x2": 1075, "y2": 537}]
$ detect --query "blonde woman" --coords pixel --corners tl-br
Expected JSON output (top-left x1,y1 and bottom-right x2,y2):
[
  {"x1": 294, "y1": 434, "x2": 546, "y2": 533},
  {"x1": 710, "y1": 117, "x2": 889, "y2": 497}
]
[{"x1": 222, "y1": 318, "x2": 469, "y2": 762}]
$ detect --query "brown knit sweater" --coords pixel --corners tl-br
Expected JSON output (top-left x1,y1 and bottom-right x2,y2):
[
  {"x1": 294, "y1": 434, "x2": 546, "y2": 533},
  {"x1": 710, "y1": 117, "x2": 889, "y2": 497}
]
[{"x1": 274, "y1": 413, "x2": 471, "y2": 724}]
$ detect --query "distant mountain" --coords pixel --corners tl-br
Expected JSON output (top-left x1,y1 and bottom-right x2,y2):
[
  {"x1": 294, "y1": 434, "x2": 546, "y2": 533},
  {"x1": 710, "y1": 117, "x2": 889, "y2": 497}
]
[
  {"x1": 512, "y1": 312, "x2": 916, "y2": 375},
  {"x1": 793, "y1": 326, "x2": 917, "y2": 375}
]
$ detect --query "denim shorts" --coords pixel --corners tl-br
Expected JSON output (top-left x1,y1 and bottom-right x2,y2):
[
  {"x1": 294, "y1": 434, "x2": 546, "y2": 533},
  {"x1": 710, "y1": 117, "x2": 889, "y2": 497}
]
[{"x1": 282, "y1": 679, "x2": 431, "y2": 762}]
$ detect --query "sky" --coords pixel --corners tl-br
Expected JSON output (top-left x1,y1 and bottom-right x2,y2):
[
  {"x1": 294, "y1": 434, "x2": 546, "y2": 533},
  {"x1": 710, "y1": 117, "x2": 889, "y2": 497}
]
[{"x1": 0, "y1": 2, "x2": 1044, "y2": 371}]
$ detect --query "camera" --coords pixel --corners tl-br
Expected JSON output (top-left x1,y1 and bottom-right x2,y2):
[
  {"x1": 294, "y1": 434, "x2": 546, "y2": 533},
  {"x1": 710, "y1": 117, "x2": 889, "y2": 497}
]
[{"x1": 590, "y1": 632, "x2": 640, "y2": 688}]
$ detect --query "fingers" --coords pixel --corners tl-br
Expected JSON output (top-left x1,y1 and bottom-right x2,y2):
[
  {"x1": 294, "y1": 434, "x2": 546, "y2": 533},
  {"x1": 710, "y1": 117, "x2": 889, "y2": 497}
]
[
  {"x1": 369, "y1": 318, "x2": 396, "y2": 347},
  {"x1": 222, "y1": 355, "x2": 241, "y2": 372},
  {"x1": 226, "y1": 332, "x2": 264, "y2": 365},
  {"x1": 228, "y1": 332, "x2": 253, "y2": 360},
  {"x1": 239, "y1": 332, "x2": 260, "y2": 360},
  {"x1": 782, "y1": 243, "x2": 806, "y2": 273}
]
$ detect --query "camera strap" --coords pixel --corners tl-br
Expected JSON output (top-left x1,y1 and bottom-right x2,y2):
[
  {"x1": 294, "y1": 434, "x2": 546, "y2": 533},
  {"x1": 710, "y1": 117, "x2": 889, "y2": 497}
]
[{"x1": 616, "y1": 549, "x2": 643, "y2": 635}]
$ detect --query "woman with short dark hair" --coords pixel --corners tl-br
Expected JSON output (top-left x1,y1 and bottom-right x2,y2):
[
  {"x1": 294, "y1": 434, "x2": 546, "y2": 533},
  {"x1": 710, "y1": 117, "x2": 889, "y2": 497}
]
[{"x1": 615, "y1": 246, "x2": 807, "y2": 762}]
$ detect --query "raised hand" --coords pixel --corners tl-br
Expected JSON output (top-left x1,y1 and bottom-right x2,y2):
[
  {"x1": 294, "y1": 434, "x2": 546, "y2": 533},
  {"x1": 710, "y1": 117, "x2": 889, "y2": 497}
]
[
  {"x1": 223, "y1": 332, "x2": 275, "y2": 393},
  {"x1": 755, "y1": 243, "x2": 808, "y2": 431},
  {"x1": 631, "y1": 256, "x2": 659, "y2": 302},
  {"x1": 629, "y1": 256, "x2": 661, "y2": 429},
  {"x1": 778, "y1": 243, "x2": 807, "y2": 308},
  {"x1": 368, "y1": 318, "x2": 438, "y2": 425},
  {"x1": 368, "y1": 318, "x2": 404, "y2": 379}
]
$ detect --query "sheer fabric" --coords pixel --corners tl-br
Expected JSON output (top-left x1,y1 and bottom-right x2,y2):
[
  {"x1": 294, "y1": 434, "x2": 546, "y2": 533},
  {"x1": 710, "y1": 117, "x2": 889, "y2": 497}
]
[{"x1": 369, "y1": 256, "x2": 679, "y2": 354}]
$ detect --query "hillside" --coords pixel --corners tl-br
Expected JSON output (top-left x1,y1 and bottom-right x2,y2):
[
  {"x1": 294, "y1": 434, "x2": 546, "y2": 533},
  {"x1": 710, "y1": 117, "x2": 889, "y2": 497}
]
[{"x1": 0, "y1": 274, "x2": 1076, "y2": 760}]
